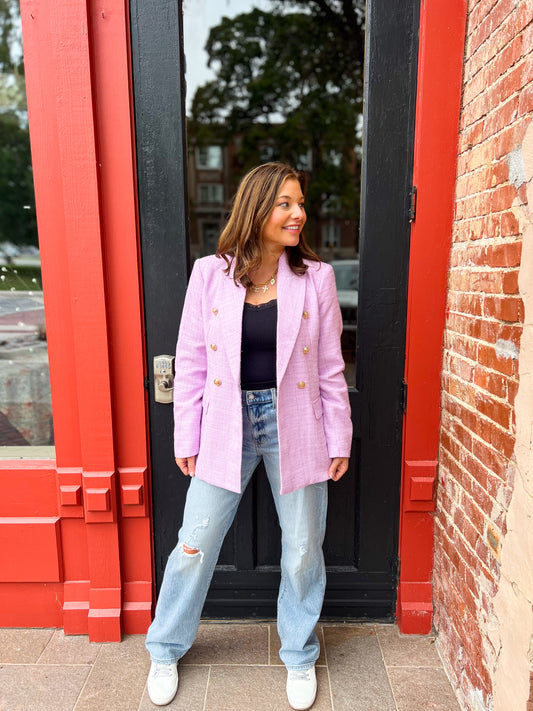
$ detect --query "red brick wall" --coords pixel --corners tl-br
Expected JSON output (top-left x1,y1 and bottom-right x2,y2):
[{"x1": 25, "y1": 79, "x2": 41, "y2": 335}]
[{"x1": 434, "y1": 0, "x2": 532, "y2": 707}]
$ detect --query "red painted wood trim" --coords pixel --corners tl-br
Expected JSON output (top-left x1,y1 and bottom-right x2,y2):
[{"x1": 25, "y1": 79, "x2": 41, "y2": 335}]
[
  {"x1": 2, "y1": 0, "x2": 152, "y2": 640},
  {"x1": 87, "y1": 2, "x2": 152, "y2": 632},
  {"x1": 397, "y1": 0, "x2": 468, "y2": 633}
]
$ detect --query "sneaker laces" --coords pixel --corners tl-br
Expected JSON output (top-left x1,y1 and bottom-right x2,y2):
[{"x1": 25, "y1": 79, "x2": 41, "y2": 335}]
[
  {"x1": 288, "y1": 669, "x2": 312, "y2": 681},
  {"x1": 152, "y1": 663, "x2": 176, "y2": 678}
]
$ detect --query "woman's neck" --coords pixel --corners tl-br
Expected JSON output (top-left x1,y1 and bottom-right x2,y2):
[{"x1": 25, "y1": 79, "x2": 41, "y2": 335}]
[
  {"x1": 249, "y1": 249, "x2": 283, "y2": 283},
  {"x1": 245, "y1": 250, "x2": 282, "y2": 305}
]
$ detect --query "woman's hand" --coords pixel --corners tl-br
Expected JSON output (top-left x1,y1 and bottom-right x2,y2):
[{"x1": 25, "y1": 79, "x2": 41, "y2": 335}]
[
  {"x1": 328, "y1": 457, "x2": 349, "y2": 482},
  {"x1": 175, "y1": 456, "x2": 197, "y2": 477}
]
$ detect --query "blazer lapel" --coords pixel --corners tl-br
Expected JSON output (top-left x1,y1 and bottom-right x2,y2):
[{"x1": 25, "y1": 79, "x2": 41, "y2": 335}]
[
  {"x1": 276, "y1": 251, "x2": 306, "y2": 386},
  {"x1": 217, "y1": 258, "x2": 246, "y2": 385}
]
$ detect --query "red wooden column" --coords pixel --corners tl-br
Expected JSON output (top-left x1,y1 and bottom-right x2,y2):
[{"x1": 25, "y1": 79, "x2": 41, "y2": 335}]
[
  {"x1": 22, "y1": 0, "x2": 121, "y2": 641},
  {"x1": 17, "y1": 0, "x2": 151, "y2": 641},
  {"x1": 87, "y1": 0, "x2": 152, "y2": 635},
  {"x1": 397, "y1": 0, "x2": 468, "y2": 633}
]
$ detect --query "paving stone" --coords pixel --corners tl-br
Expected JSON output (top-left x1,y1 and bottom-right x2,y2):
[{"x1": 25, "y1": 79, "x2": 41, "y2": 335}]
[
  {"x1": 204, "y1": 664, "x2": 332, "y2": 711},
  {"x1": 181, "y1": 622, "x2": 269, "y2": 665},
  {"x1": 0, "y1": 624, "x2": 463, "y2": 711},
  {"x1": 73, "y1": 635, "x2": 150, "y2": 711},
  {"x1": 387, "y1": 667, "x2": 461, "y2": 711},
  {"x1": 0, "y1": 664, "x2": 89, "y2": 711},
  {"x1": 324, "y1": 624, "x2": 396, "y2": 711},
  {"x1": 38, "y1": 630, "x2": 101, "y2": 666},
  {"x1": 0, "y1": 628, "x2": 54, "y2": 663},
  {"x1": 376, "y1": 624, "x2": 441, "y2": 668}
]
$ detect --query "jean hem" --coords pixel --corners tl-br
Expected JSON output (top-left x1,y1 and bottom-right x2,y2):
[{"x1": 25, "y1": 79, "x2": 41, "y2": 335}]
[
  {"x1": 284, "y1": 661, "x2": 317, "y2": 671},
  {"x1": 149, "y1": 655, "x2": 180, "y2": 665}
]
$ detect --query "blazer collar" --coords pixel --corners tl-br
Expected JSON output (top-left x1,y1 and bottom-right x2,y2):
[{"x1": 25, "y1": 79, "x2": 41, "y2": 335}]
[{"x1": 276, "y1": 251, "x2": 306, "y2": 385}]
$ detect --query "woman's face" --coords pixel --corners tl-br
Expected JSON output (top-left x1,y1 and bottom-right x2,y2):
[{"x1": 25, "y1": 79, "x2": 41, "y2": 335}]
[{"x1": 261, "y1": 178, "x2": 306, "y2": 256}]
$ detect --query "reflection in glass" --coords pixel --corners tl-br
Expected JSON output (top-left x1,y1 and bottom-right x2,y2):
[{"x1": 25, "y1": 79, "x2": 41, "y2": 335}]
[
  {"x1": 183, "y1": 0, "x2": 364, "y2": 386},
  {"x1": 0, "y1": 1, "x2": 54, "y2": 448}
]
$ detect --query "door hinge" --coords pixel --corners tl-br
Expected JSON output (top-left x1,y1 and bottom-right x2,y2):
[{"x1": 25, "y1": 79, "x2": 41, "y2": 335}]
[
  {"x1": 409, "y1": 185, "x2": 417, "y2": 223},
  {"x1": 400, "y1": 380, "x2": 408, "y2": 414}
]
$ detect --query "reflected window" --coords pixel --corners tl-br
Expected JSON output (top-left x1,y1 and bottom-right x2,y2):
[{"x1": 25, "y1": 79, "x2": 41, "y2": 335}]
[
  {"x1": 0, "y1": 0, "x2": 54, "y2": 451},
  {"x1": 198, "y1": 183, "x2": 224, "y2": 205},
  {"x1": 323, "y1": 222, "x2": 340, "y2": 249},
  {"x1": 201, "y1": 222, "x2": 220, "y2": 256},
  {"x1": 195, "y1": 145, "x2": 223, "y2": 170}
]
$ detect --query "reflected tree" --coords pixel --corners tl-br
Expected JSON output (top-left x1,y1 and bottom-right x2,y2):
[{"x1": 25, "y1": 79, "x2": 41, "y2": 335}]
[
  {"x1": 0, "y1": 0, "x2": 36, "y2": 246},
  {"x1": 189, "y1": 0, "x2": 365, "y2": 248}
]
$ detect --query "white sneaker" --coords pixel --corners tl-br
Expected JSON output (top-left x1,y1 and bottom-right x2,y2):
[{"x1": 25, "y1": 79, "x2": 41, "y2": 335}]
[
  {"x1": 147, "y1": 661, "x2": 178, "y2": 706},
  {"x1": 286, "y1": 665, "x2": 317, "y2": 710}
]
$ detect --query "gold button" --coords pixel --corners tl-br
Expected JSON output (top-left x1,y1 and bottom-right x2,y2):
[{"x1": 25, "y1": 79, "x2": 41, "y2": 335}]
[
  {"x1": 302, "y1": 310, "x2": 309, "y2": 319},
  {"x1": 303, "y1": 346, "x2": 309, "y2": 354},
  {"x1": 210, "y1": 343, "x2": 217, "y2": 351},
  {"x1": 214, "y1": 378, "x2": 221, "y2": 386},
  {"x1": 298, "y1": 381, "x2": 306, "y2": 389},
  {"x1": 212, "y1": 307, "x2": 218, "y2": 315}
]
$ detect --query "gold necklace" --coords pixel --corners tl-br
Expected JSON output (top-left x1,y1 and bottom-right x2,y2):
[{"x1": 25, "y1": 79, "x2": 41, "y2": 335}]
[{"x1": 249, "y1": 270, "x2": 277, "y2": 294}]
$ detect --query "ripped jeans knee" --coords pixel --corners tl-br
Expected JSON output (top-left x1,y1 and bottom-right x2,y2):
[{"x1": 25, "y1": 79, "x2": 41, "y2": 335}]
[
  {"x1": 182, "y1": 543, "x2": 199, "y2": 555},
  {"x1": 179, "y1": 540, "x2": 205, "y2": 563},
  {"x1": 178, "y1": 516, "x2": 210, "y2": 563}
]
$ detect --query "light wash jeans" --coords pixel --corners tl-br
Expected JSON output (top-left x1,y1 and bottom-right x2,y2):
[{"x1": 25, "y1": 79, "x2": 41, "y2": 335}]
[{"x1": 145, "y1": 387, "x2": 328, "y2": 670}]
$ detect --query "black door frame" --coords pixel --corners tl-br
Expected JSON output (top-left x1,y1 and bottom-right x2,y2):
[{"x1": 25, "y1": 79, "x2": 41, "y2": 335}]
[{"x1": 130, "y1": 0, "x2": 420, "y2": 619}]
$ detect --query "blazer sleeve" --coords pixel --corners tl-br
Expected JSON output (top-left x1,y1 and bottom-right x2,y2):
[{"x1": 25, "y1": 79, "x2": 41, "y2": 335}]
[
  {"x1": 173, "y1": 259, "x2": 207, "y2": 459},
  {"x1": 316, "y1": 264, "x2": 353, "y2": 458}
]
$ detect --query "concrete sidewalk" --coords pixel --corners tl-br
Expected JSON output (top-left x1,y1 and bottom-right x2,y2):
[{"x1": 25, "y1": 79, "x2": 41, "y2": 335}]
[{"x1": 0, "y1": 622, "x2": 461, "y2": 711}]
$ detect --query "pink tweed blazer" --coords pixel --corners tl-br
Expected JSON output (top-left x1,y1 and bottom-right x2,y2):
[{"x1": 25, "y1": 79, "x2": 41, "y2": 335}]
[{"x1": 173, "y1": 250, "x2": 352, "y2": 495}]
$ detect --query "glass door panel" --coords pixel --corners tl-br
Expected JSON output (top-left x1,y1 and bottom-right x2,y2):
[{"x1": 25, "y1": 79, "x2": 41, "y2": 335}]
[{"x1": 183, "y1": 0, "x2": 363, "y2": 386}]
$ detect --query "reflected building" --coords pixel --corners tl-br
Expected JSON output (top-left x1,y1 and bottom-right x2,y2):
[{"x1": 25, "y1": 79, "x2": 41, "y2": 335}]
[{"x1": 187, "y1": 134, "x2": 359, "y2": 262}]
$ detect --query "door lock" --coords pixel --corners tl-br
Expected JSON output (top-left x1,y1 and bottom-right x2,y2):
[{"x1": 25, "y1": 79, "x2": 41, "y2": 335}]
[{"x1": 153, "y1": 355, "x2": 175, "y2": 404}]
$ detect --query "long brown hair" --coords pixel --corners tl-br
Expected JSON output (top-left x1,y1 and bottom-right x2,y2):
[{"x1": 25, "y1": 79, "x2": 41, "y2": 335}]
[{"x1": 217, "y1": 162, "x2": 321, "y2": 285}]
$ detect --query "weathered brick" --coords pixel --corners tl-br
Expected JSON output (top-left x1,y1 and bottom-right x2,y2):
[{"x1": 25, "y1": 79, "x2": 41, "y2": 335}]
[
  {"x1": 502, "y1": 268, "x2": 519, "y2": 293},
  {"x1": 501, "y1": 210, "x2": 520, "y2": 237},
  {"x1": 507, "y1": 378, "x2": 519, "y2": 406},
  {"x1": 485, "y1": 241, "x2": 522, "y2": 266},
  {"x1": 490, "y1": 183, "x2": 519, "y2": 212},
  {"x1": 450, "y1": 332, "x2": 479, "y2": 361},
  {"x1": 493, "y1": 115, "x2": 531, "y2": 160},
  {"x1": 478, "y1": 321, "x2": 522, "y2": 347},
  {"x1": 475, "y1": 390, "x2": 512, "y2": 428},
  {"x1": 483, "y1": 294, "x2": 524, "y2": 321},
  {"x1": 478, "y1": 342, "x2": 518, "y2": 376},
  {"x1": 518, "y1": 79, "x2": 533, "y2": 115},
  {"x1": 474, "y1": 366, "x2": 508, "y2": 398},
  {"x1": 449, "y1": 354, "x2": 475, "y2": 382}
]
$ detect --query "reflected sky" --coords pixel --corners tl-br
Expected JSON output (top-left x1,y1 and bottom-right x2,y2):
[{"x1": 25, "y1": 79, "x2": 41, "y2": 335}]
[{"x1": 183, "y1": 0, "x2": 270, "y2": 111}]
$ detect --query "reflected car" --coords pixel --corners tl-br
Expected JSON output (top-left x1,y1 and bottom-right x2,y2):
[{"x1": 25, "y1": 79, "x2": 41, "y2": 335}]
[{"x1": 330, "y1": 259, "x2": 359, "y2": 331}]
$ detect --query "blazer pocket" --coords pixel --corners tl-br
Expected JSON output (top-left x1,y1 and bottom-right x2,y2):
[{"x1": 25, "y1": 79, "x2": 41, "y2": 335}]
[{"x1": 312, "y1": 396, "x2": 323, "y2": 420}]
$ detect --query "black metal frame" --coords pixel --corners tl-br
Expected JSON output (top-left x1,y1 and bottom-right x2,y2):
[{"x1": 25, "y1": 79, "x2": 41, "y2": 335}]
[{"x1": 130, "y1": 0, "x2": 420, "y2": 619}]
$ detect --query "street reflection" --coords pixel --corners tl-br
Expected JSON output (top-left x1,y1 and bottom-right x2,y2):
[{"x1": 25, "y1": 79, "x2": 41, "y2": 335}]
[
  {"x1": 183, "y1": 0, "x2": 364, "y2": 386},
  {"x1": 0, "y1": 1, "x2": 53, "y2": 448}
]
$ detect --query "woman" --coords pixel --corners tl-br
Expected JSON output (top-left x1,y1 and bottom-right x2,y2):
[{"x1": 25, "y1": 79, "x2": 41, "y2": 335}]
[{"x1": 145, "y1": 162, "x2": 352, "y2": 709}]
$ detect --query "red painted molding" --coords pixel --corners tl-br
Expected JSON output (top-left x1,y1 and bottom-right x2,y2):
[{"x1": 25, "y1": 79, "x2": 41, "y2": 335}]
[
  {"x1": 0, "y1": 517, "x2": 62, "y2": 582},
  {"x1": 0, "y1": 0, "x2": 152, "y2": 641},
  {"x1": 397, "y1": 0, "x2": 468, "y2": 633}
]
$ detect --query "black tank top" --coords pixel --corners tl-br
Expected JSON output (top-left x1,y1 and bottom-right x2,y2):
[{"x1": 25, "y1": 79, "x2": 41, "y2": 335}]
[{"x1": 240, "y1": 299, "x2": 277, "y2": 390}]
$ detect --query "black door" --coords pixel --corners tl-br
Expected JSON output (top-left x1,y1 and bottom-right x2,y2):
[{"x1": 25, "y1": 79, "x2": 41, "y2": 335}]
[{"x1": 130, "y1": 0, "x2": 419, "y2": 619}]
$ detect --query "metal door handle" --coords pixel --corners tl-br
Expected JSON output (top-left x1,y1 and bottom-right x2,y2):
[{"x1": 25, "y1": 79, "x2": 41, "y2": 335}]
[{"x1": 153, "y1": 355, "x2": 175, "y2": 404}]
